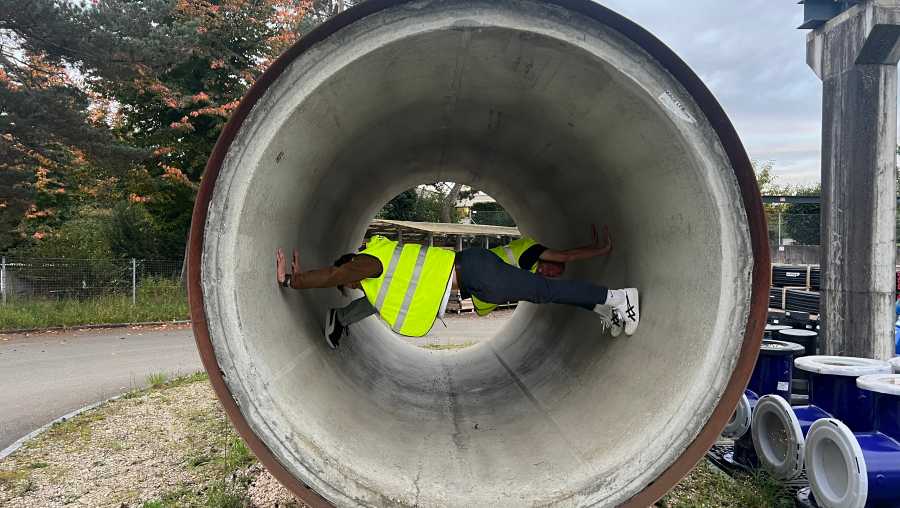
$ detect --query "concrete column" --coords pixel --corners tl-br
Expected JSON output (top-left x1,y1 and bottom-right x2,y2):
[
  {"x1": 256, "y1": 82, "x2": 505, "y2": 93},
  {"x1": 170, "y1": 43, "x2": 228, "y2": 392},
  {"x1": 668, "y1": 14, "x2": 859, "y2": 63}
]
[{"x1": 807, "y1": 0, "x2": 900, "y2": 359}]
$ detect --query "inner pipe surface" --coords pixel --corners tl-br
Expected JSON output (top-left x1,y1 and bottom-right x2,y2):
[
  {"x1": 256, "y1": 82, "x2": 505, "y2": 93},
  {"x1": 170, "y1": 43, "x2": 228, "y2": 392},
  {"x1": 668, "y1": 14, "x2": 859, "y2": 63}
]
[{"x1": 189, "y1": 1, "x2": 769, "y2": 506}]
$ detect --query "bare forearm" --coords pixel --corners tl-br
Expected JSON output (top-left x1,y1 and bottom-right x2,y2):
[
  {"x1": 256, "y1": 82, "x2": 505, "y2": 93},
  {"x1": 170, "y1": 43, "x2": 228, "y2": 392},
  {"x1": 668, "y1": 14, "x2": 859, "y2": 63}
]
[
  {"x1": 289, "y1": 255, "x2": 381, "y2": 289},
  {"x1": 291, "y1": 267, "x2": 359, "y2": 289},
  {"x1": 541, "y1": 245, "x2": 611, "y2": 263},
  {"x1": 560, "y1": 246, "x2": 611, "y2": 261}
]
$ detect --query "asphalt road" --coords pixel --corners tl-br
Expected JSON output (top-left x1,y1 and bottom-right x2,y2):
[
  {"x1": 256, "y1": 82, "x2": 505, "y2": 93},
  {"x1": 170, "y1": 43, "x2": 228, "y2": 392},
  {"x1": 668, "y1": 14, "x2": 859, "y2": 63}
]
[
  {"x1": 0, "y1": 310, "x2": 512, "y2": 453},
  {"x1": 0, "y1": 325, "x2": 201, "y2": 452}
]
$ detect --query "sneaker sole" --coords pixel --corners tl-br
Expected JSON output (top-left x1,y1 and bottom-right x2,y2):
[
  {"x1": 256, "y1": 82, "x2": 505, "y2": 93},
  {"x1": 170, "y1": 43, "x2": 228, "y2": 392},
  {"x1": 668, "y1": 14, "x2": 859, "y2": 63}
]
[{"x1": 325, "y1": 310, "x2": 337, "y2": 349}]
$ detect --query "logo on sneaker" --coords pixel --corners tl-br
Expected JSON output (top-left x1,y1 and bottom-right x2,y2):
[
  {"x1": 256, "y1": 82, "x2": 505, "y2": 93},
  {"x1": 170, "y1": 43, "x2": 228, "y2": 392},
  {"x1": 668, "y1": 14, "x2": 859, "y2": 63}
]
[{"x1": 625, "y1": 295, "x2": 636, "y2": 322}]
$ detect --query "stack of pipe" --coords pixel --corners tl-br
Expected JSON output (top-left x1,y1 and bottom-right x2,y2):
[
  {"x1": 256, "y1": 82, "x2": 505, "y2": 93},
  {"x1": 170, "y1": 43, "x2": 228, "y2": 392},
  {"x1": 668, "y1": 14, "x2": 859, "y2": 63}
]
[
  {"x1": 805, "y1": 374, "x2": 900, "y2": 508},
  {"x1": 751, "y1": 357, "x2": 893, "y2": 480}
]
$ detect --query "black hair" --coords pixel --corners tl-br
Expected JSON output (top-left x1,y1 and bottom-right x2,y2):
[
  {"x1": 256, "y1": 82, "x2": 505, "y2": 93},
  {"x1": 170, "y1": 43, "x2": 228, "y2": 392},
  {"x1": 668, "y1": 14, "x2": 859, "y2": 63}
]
[
  {"x1": 334, "y1": 253, "x2": 357, "y2": 295},
  {"x1": 334, "y1": 253, "x2": 357, "y2": 267}
]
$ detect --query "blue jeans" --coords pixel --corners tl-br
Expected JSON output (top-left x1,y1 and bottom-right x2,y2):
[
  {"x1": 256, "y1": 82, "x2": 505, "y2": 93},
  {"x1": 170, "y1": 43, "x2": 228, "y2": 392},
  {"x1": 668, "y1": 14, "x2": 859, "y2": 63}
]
[{"x1": 455, "y1": 247, "x2": 608, "y2": 311}]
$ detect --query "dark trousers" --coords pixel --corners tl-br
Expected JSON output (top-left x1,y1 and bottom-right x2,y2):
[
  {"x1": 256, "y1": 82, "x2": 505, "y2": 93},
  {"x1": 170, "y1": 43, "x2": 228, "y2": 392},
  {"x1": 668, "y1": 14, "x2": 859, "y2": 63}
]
[{"x1": 456, "y1": 247, "x2": 608, "y2": 311}]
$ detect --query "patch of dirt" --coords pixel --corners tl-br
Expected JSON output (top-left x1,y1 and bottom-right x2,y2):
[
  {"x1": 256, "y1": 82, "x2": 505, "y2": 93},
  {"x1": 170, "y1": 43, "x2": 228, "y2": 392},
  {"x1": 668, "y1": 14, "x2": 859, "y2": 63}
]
[{"x1": 0, "y1": 376, "x2": 303, "y2": 507}]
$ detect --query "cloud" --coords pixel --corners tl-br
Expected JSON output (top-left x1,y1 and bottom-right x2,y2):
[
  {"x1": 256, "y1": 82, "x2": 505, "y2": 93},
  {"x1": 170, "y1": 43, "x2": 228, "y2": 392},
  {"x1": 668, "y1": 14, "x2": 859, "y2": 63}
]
[{"x1": 598, "y1": 0, "x2": 824, "y2": 185}]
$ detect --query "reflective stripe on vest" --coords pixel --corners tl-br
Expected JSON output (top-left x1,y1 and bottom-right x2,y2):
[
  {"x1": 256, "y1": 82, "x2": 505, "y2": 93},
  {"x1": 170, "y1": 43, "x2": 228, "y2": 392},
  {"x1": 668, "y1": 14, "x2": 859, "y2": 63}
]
[
  {"x1": 502, "y1": 246, "x2": 516, "y2": 266},
  {"x1": 391, "y1": 245, "x2": 429, "y2": 333},
  {"x1": 374, "y1": 245, "x2": 403, "y2": 311},
  {"x1": 358, "y1": 236, "x2": 455, "y2": 337}
]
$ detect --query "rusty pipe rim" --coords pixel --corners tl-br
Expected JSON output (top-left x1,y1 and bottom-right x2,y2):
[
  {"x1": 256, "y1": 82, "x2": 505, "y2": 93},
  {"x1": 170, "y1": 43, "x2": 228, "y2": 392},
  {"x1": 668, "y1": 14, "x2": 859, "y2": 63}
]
[{"x1": 187, "y1": 0, "x2": 770, "y2": 505}]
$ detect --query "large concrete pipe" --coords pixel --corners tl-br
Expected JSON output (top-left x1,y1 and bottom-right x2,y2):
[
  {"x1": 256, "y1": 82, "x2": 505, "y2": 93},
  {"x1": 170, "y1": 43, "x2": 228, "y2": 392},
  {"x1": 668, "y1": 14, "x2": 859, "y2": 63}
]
[{"x1": 187, "y1": 1, "x2": 770, "y2": 506}]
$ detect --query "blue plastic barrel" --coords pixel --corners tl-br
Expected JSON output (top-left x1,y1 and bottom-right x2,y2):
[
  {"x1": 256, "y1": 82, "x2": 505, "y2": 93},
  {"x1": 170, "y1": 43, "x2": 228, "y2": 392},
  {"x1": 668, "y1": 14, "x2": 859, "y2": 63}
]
[
  {"x1": 751, "y1": 356, "x2": 892, "y2": 480},
  {"x1": 805, "y1": 374, "x2": 900, "y2": 508},
  {"x1": 747, "y1": 339, "x2": 805, "y2": 400}
]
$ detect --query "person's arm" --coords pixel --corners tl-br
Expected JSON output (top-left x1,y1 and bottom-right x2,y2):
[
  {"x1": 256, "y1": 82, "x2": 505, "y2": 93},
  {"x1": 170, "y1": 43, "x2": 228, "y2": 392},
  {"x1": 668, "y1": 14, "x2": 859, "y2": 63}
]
[
  {"x1": 276, "y1": 248, "x2": 381, "y2": 289},
  {"x1": 538, "y1": 224, "x2": 612, "y2": 263}
]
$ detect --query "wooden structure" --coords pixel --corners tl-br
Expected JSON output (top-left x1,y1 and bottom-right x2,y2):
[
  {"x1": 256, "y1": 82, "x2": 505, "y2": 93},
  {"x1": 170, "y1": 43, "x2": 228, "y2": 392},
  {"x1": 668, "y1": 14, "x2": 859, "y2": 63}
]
[{"x1": 367, "y1": 219, "x2": 520, "y2": 249}]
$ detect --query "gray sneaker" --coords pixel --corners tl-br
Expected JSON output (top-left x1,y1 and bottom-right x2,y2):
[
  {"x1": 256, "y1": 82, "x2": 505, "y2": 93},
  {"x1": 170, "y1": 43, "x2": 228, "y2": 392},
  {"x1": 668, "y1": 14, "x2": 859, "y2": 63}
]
[{"x1": 594, "y1": 304, "x2": 624, "y2": 337}]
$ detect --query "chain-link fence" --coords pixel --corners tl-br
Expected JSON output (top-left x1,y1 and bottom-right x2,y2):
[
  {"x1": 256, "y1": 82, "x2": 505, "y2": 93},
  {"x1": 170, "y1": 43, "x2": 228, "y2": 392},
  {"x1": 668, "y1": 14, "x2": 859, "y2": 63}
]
[
  {"x1": 0, "y1": 257, "x2": 183, "y2": 304},
  {"x1": 766, "y1": 212, "x2": 821, "y2": 246},
  {"x1": 766, "y1": 210, "x2": 900, "y2": 247},
  {"x1": 470, "y1": 210, "x2": 516, "y2": 227}
]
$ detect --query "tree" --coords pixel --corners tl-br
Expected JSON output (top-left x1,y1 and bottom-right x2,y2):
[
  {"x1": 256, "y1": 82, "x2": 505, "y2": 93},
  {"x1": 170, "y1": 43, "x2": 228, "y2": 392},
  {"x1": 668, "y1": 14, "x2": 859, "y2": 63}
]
[
  {"x1": 472, "y1": 201, "x2": 515, "y2": 227},
  {"x1": 754, "y1": 160, "x2": 821, "y2": 246},
  {"x1": 783, "y1": 183, "x2": 821, "y2": 246},
  {"x1": 377, "y1": 189, "x2": 420, "y2": 221},
  {"x1": 377, "y1": 187, "x2": 446, "y2": 223},
  {"x1": 1, "y1": 0, "x2": 316, "y2": 259}
]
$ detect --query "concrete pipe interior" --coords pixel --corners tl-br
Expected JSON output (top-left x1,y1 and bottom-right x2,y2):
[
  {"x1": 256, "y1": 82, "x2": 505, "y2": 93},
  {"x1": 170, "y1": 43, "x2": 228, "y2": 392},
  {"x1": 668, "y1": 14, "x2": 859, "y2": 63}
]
[{"x1": 190, "y1": 1, "x2": 768, "y2": 506}]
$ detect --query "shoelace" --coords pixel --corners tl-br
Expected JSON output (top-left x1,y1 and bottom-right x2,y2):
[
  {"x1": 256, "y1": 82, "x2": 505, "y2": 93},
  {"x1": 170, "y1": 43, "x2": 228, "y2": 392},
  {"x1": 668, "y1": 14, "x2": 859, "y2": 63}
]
[
  {"x1": 625, "y1": 294, "x2": 636, "y2": 322},
  {"x1": 611, "y1": 311, "x2": 622, "y2": 327}
]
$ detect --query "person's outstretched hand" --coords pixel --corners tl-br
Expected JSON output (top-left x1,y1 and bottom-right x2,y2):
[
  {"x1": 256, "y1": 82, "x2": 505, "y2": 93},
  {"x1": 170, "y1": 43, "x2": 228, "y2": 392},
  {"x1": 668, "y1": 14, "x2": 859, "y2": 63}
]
[
  {"x1": 275, "y1": 248, "x2": 288, "y2": 287},
  {"x1": 275, "y1": 248, "x2": 302, "y2": 288}
]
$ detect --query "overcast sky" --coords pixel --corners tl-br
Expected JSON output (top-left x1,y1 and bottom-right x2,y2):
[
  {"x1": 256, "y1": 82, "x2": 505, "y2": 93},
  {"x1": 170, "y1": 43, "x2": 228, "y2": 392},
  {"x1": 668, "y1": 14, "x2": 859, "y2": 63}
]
[{"x1": 598, "y1": 0, "x2": 826, "y2": 186}]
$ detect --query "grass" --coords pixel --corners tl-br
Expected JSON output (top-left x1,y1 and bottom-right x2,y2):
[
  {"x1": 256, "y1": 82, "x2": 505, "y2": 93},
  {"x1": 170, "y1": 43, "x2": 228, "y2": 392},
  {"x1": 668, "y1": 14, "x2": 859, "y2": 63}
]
[
  {"x1": 135, "y1": 372, "x2": 259, "y2": 508},
  {"x1": 147, "y1": 372, "x2": 168, "y2": 389},
  {"x1": 0, "y1": 277, "x2": 188, "y2": 331},
  {"x1": 41, "y1": 411, "x2": 106, "y2": 446},
  {"x1": 2, "y1": 369, "x2": 796, "y2": 507},
  {"x1": 659, "y1": 461, "x2": 794, "y2": 508},
  {"x1": 422, "y1": 341, "x2": 476, "y2": 350},
  {"x1": 1, "y1": 371, "x2": 270, "y2": 508}
]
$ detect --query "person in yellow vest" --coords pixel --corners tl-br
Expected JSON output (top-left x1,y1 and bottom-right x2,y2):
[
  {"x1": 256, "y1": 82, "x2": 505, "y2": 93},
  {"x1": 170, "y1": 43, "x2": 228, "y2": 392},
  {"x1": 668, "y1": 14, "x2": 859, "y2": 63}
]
[{"x1": 275, "y1": 225, "x2": 639, "y2": 349}]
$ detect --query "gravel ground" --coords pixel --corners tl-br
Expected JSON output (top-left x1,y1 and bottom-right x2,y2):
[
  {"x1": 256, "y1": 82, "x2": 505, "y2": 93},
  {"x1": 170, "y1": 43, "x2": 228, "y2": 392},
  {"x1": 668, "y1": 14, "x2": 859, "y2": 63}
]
[
  {"x1": 0, "y1": 374, "x2": 302, "y2": 508},
  {"x1": 0, "y1": 367, "x2": 791, "y2": 508}
]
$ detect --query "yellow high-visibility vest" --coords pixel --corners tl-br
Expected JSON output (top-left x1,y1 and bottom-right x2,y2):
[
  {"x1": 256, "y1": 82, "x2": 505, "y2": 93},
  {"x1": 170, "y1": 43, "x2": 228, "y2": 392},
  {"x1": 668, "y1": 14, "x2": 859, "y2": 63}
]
[
  {"x1": 471, "y1": 237, "x2": 539, "y2": 316},
  {"x1": 359, "y1": 236, "x2": 456, "y2": 337}
]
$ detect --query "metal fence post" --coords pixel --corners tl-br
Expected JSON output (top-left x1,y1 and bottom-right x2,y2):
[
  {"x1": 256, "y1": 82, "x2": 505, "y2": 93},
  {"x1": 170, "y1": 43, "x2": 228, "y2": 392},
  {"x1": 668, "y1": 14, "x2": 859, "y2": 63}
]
[
  {"x1": 131, "y1": 258, "x2": 137, "y2": 305},
  {"x1": 1, "y1": 256, "x2": 6, "y2": 305}
]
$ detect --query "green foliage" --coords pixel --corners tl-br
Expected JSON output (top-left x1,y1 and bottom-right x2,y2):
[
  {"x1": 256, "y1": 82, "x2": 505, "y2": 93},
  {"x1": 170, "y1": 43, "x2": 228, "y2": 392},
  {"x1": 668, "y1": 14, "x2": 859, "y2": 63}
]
[
  {"x1": 26, "y1": 209, "x2": 114, "y2": 259},
  {"x1": 218, "y1": 436, "x2": 255, "y2": 472},
  {"x1": 108, "y1": 202, "x2": 159, "y2": 260},
  {"x1": 783, "y1": 184, "x2": 821, "y2": 246},
  {"x1": 660, "y1": 461, "x2": 794, "y2": 508},
  {"x1": 754, "y1": 160, "x2": 821, "y2": 245},
  {"x1": 0, "y1": 277, "x2": 188, "y2": 331},
  {"x1": 377, "y1": 188, "x2": 448, "y2": 223},
  {"x1": 1, "y1": 0, "x2": 338, "y2": 260},
  {"x1": 146, "y1": 372, "x2": 168, "y2": 389},
  {"x1": 472, "y1": 202, "x2": 515, "y2": 226}
]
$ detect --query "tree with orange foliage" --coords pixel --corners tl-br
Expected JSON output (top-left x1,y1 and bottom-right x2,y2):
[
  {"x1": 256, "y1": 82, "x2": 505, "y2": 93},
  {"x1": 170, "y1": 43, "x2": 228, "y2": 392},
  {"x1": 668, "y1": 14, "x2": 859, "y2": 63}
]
[{"x1": 0, "y1": 0, "x2": 338, "y2": 257}]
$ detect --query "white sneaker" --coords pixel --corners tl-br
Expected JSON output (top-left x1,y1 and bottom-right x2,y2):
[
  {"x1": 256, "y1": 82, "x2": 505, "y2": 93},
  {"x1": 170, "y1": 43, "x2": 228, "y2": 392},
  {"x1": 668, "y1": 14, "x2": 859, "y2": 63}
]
[
  {"x1": 607, "y1": 288, "x2": 639, "y2": 336},
  {"x1": 593, "y1": 304, "x2": 624, "y2": 337}
]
